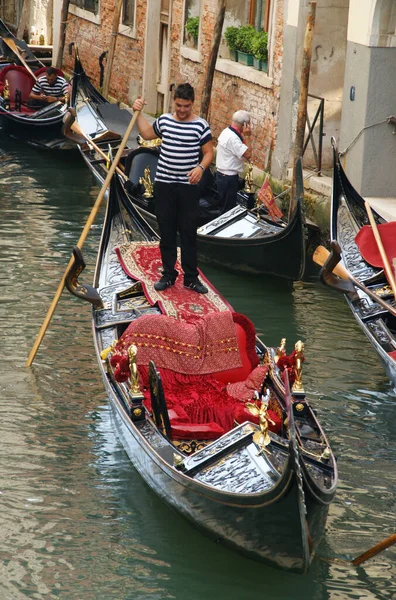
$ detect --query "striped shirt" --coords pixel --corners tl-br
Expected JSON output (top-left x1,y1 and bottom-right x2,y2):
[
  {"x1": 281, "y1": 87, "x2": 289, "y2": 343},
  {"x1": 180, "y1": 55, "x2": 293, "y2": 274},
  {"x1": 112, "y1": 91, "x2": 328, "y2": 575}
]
[
  {"x1": 153, "y1": 114, "x2": 212, "y2": 184},
  {"x1": 31, "y1": 75, "x2": 68, "y2": 97}
]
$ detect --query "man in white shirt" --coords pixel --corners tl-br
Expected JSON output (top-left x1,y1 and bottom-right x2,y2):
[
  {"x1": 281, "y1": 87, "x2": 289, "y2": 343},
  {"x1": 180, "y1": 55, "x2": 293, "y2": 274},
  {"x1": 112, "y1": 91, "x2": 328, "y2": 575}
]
[{"x1": 215, "y1": 110, "x2": 252, "y2": 214}]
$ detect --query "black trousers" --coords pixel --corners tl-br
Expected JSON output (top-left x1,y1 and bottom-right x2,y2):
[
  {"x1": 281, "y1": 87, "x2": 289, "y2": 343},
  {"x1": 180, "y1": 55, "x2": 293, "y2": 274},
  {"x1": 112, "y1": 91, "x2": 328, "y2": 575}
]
[
  {"x1": 216, "y1": 172, "x2": 239, "y2": 214},
  {"x1": 154, "y1": 181, "x2": 200, "y2": 282}
]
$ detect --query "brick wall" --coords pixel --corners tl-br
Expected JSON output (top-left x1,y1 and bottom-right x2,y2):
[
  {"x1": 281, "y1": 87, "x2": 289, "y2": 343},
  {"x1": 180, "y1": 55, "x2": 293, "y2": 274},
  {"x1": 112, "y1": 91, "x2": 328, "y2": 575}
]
[
  {"x1": 63, "y1": 0, "x2": 146, "y2": 106},
  {"x1": 169, "y1": 0, "x2": 284, "y2": 171}
]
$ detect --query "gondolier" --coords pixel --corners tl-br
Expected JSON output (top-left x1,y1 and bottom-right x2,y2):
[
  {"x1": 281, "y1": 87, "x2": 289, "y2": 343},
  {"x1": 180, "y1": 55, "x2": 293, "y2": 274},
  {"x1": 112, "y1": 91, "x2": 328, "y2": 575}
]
[
  {"x1": 216, "y1": 110, "x2": 252, "y2": 214},
  {"x1": 29, "y1": 66, "x2": 68, "y2": 107},
  {"x1": 132, "y1": 84, "x2": 214, "y2": 294}
]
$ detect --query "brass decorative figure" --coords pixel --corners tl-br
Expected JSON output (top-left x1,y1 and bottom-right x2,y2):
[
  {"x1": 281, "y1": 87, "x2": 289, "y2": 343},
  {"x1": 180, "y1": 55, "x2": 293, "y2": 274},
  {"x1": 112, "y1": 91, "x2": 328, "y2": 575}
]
[
  {"x1": 244, "y1": 162, "x2": 254, "y2": 193},
  {"x1": 137, "y1": 134, "x2": 162, "y2": 148},
  {"x1": 292, "y1": 340, "x2": 305, "y2": 394},
  {"x1": 173, "y1": 453, "x2": 186, "y2": 470},
  {"x1": 275, "y1": 337, "x2": 286, "y2": 363},
  {"x1": 246, "y1": 401, "x2": 275, "y2": 452},
  {"x1": 319, "y1": 447, "x2": 331, "y2": 461},
  {"x1": 139, "y1": 166, "x2": 154, "y2": 198},
  {"x1": 128, "y1": 344, "x2": 142, "y2": 398},
  {"x1": 3, "y1": 79, "x2": 9, "y2": 99}
]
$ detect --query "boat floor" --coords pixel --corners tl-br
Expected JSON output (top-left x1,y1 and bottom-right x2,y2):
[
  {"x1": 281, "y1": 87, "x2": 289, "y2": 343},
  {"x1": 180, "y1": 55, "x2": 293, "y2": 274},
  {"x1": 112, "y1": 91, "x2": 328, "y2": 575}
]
[{"x1": 96, "y1": 103, "x2": 140, "y2": 144}]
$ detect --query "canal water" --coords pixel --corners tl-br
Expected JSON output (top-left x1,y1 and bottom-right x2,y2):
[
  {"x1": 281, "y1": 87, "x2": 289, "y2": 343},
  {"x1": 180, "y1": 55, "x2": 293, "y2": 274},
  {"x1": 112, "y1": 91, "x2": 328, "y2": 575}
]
[{"x1": 0, "y1": 138, "x2": 395, "y2": 600}]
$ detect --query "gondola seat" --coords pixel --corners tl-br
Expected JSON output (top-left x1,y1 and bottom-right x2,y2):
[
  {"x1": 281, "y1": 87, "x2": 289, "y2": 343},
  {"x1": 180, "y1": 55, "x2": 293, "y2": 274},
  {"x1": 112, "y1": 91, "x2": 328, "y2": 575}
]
[
  {"x1": 111, "y1": 311, "x2": 264, "y2": 441},
  {"x1": 128, "y1": 148, "x2": 158, "y2": 187},
  {"x1": 0, "y1": 64, "x2": 35, "y2": 111}
]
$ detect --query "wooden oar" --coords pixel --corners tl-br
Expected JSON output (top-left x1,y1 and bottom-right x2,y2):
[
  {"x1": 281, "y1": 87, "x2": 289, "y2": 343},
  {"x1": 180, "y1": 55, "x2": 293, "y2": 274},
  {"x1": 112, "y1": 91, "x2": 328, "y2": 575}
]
[
  {"x1": 352, "y1": 532, "x2": 396, "y2": 566},
  {"x1": 26, "y1": 108, "x2": 141, "y2": 367},
  {"x1": 313, "y1": 242, "x2": 396, "y2": 318},
  {"x1": 2, "y1": 36, "x2": 38, "y2": 81},
  {"x1": 365, "y1": 201, "x2": 396, "y2": 298}
]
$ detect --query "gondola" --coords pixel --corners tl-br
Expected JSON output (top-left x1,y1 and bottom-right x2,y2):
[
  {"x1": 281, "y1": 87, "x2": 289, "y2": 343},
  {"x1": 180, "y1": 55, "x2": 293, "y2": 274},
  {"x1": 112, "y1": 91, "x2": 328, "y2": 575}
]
[
  {"x1": 319, "y1": 141, "x2": 396, "y2": 385},
  {"x1": 0, "y1": 19, "x2": 43, "y2": 70},
  {"x1": 66, "y1": 54, "x2": 310, "y2": 279},
  {"x1": 65, "y1": 172, "x2": 337, "y2": 573},
  {"x1": 0, "y1": 20, "x2": 72, "y2": 149}
]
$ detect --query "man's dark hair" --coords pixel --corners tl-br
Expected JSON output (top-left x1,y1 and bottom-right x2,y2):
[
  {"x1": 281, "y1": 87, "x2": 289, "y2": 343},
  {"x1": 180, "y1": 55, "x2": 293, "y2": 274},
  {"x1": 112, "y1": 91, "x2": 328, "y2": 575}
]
[
  {"x1": 174, "y1": 83, "x2": 194, "y2": 102},
  {"x1": 46, "y1": 66, "x2": 58, "y2": 76}
]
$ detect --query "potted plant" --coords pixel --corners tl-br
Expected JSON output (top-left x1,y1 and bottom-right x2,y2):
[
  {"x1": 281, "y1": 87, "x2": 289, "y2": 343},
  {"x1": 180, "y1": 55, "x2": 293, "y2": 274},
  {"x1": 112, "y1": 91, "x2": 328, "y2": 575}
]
[
  {"x1": 235, "y1": 25, "x2": 256, "y2": 66},
  {"x1": 251, "y1": 30, "x2": 268, "y2": 71},
  {"x1": 224, "y1": 26, "x2": 239, "y2": 61},
  {"x1": 185, "y1": 16, "x2": 199, "y2": 48}
]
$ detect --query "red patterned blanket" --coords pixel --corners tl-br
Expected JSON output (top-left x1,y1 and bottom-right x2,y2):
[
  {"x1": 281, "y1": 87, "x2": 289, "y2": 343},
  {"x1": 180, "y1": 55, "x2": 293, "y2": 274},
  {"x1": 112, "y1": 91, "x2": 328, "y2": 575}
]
[
  {"x1": 115, "y1": 241, "x2": 233, "y2": 321},
  {"x1": 112, "y1": 310, "x2": 242, "y2": 375}
]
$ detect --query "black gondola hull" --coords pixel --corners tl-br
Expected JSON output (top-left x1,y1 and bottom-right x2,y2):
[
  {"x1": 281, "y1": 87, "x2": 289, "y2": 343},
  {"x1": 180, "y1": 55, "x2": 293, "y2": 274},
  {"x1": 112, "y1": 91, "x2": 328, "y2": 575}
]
[{"x1": 327, "y1": 144, "x2": 396, "y2": 385}]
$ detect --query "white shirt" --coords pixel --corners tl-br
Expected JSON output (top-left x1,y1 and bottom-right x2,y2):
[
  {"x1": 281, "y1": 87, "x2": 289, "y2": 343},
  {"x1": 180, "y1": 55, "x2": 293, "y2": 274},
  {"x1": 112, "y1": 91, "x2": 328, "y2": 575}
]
[{"x1": 216, "y1": 127, "x2": 248, "y2": 175}]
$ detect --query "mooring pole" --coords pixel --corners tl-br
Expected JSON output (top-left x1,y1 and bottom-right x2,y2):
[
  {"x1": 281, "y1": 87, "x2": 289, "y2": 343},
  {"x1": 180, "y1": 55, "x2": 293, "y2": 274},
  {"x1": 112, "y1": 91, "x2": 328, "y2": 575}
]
[
  {"x1": 200, "y1": 0, "x2": 227, "y2": 120},
  {"x1": 289, "y1": 1, "x2": 316, "y2": 219}
]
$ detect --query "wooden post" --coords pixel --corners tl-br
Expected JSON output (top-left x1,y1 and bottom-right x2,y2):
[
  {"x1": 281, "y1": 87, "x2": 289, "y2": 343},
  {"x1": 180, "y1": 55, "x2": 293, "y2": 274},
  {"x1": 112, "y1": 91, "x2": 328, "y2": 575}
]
[
  {"x1": 56, "y1": 0, "x2": 71, "y2": 69},
  {"x1": 102, "y1": 0, "x2": 124, "y2": 98},
  {"x1": 200, "y1": 0, "x2": 227, "y2": 120},
  {"x1": 289, "y1": 1, "x2": 316, "y2": 219}
]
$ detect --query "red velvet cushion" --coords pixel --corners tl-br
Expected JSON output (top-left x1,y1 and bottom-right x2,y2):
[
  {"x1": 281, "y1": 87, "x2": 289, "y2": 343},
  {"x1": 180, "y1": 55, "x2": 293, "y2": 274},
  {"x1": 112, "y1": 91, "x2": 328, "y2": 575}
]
[
  {"x1": 167, "y1": 406, "x2": 190, "y2": 423},
  {"x1": 214, "y1": 313, "x2": 259, "y2": 384},
  {"x1": 233, "y1": 404, "x2": 282, "y2": 434},
  {"x1": 0, "y1": 64, "x2": 34, "y2": 103},
  {"x1": 214, "y1": 323, "x2": 252, "y2": 384},
  {"x1": 170, "y1": 422, "x2": 224, "y2": 440}
]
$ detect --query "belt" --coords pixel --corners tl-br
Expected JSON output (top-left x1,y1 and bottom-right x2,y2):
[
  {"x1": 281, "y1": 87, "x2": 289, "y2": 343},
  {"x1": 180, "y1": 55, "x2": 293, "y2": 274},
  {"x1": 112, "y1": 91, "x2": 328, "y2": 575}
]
[{"x1": 217, "y1": 171, "x2": 238, "y2": 177}]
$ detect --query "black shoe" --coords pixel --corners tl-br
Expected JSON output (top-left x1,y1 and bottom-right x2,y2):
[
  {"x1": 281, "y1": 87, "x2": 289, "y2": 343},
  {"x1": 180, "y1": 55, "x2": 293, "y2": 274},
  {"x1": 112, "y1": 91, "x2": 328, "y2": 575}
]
[
  {"x1": 154, "y1": 276, "x2": 176, "y2": 291},
  {"x1": 184, "y1": 279, "x2": 208, "y2": 294}
]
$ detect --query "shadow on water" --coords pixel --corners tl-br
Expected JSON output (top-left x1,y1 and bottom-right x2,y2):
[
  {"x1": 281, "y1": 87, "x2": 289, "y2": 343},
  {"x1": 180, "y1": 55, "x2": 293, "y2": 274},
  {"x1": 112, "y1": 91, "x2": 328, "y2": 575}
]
[{"x1": 0, "y1": 140, "x2": 395, "y2": 599}]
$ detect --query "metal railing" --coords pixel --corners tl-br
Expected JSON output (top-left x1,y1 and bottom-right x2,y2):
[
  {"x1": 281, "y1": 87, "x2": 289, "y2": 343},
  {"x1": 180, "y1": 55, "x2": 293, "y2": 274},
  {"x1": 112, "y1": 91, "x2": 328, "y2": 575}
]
[{"x1": 303, "y1": 93, "x2": 325, "y2": 175}]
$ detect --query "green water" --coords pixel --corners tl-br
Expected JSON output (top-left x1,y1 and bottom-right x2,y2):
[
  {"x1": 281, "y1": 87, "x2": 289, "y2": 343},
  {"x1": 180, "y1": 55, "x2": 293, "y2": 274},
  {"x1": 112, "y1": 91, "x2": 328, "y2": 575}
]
[{"x1": 0, "y1": 139, "x2": 395, "y2": 599}]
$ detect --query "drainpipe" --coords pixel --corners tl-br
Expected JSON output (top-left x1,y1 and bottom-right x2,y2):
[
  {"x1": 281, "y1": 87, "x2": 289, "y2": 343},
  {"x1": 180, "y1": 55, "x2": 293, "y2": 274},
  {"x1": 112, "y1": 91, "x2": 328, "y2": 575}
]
[{"x1": 99, "y1": 51, "x2": 107, "y2": 88}]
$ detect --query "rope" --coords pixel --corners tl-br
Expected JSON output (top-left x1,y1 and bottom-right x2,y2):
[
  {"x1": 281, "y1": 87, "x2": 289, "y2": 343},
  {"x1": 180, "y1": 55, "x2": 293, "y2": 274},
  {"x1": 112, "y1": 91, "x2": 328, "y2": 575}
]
[{"x1": 339, "y1": 117, "x2": 391, "y2": 157}]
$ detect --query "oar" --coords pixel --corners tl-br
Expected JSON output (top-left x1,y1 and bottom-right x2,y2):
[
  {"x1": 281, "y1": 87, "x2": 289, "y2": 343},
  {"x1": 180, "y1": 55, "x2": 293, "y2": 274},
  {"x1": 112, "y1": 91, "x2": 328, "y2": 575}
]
[
  {"x1": 352, "y1": 532, "x2": 396, "y2": 566},
  {"x1": 313, "y1": 242, "x2": 396, "y2": 318},
  {"x1": 365, "y1": 201, "x2": 396, "y2": 298},
  {"x1": 2, "y1": 37, "x2": 38, "y2": 81},
  {"x1": 26, "y1": 108, "x2": 141, "y2": 367}
]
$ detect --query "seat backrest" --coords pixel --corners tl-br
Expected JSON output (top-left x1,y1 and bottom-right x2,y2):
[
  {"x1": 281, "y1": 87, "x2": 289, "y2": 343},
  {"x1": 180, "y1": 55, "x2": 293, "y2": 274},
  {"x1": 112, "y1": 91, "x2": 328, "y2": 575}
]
[
  {"x1": 129, "y1": 151, "x2": 159, "y2": 185},
  {"x1": 0, "y1": 65, "x2": 34, "y2": 104}
]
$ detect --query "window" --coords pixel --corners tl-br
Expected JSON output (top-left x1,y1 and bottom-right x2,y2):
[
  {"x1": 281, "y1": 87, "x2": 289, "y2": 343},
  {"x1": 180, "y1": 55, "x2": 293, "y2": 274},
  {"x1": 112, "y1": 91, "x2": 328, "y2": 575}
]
[
  {"x1": 249, "y1": 0, "x2": 271, "y2": 32},
  {"x1": 70, "y1": 0, "x2": 98, "y2": 15},
  {"x1": 184, "y1": 0, "x2": 200, "y2": 48},
  {"x1": 123, "y1": 0, "x2": 135, "y2": 27}
]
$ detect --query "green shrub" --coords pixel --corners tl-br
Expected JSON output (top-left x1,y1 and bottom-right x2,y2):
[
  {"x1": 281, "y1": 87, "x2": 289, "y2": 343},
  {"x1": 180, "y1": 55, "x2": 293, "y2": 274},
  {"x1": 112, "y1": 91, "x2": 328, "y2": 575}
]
[
  {"x1": 185, "y1": 16, "x2": 199, "y2": 40},
  {"x1": 224, "y1": 26, "x2": 239, "y2": 51},
  {"x1": 235, "y1": 25, "x2": 256, "y2": 54},
  {"x1": 251, "y1": 30, "x2": 268, "y2": 61}
]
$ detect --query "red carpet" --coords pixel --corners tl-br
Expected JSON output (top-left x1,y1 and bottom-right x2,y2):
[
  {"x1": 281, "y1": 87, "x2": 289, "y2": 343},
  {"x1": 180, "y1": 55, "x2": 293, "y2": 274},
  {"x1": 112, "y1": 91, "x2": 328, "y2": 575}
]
[{"x1": 116, "y1": 241, "x2": 233, "y2": 321}]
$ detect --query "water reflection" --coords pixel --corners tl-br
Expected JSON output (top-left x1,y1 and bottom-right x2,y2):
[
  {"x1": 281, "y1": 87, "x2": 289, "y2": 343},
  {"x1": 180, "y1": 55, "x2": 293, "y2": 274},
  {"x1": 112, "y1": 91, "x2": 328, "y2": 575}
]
[{"x1": 0, "y1": 139, "x2": 395, "y2": 599}]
